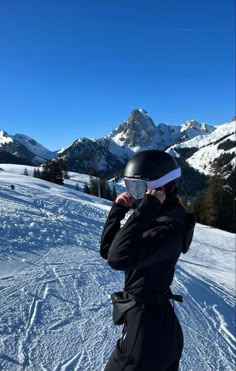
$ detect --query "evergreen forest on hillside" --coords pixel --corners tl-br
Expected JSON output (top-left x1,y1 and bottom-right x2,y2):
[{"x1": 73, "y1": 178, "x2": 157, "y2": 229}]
[{"x1": 193, "y1": 160, "x2": 236, "y2": 233}]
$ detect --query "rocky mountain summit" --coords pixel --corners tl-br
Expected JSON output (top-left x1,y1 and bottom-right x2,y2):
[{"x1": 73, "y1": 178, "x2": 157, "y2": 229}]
[
  {"x1": 107, "y1": 109, "x2": 158, "y2": 148},
  {"x1": 105, "y1": 109, "x2": 215, "y2": 152}
]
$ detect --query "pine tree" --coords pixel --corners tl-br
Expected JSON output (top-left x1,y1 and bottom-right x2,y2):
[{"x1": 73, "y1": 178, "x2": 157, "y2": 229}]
[
  {"x1": 40, "y1": 159, "x2": 65, "y2": 185},
  {"x1": 193, "y1": 192, "x2": 206, "y2": 224},
  {"x1": 203, "y1": 174, "x2": 223, "y2": 228},
  {"x1": 100, "y1": 178, "x2": 111, "y2": 200},
  {"x1": 89, "y1": 176, "x2": 99, "y2": 196},
  {"x1": 87, "y1": 176, "x2": 117, "y2": 201},
  {"x1": 222, "y1": 167, "x2": 236, "y2": 233},
  {"x1": 23, "y1": 168, "x2": 29, "y2": 176},
  {"x1": 83, "y1": 183, "x2": 90, "y2": 194},
  {"x1": 193, "y1": 159, "x2": 236, "y2": 233}
]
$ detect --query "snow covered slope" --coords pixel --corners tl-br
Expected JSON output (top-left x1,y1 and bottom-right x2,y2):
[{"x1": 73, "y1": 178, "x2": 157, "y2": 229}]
[
  {"x1": 167, "y1": 118, "x2": 236, "y2": 175},
  {"x1": 0, "y1": 166, "x2": 235, "y2": 370},
  {"x1": 12, "y1": 134, "x2": 56, "y2": 162}
]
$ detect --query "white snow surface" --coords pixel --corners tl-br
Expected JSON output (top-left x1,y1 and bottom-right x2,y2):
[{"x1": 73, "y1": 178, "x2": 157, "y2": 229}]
[
  {"x1": 180, "y1": 120, "x2": 215, "y2": 135},
  {"x1": 0, "y1": 131, "x2": 13, "y2": 146},
  {"x1": 167, "y1": 119, "x2": 236, "y2": 175},
  {"x1": 0, "y1": 165, "x2": 235, "y2": 371},
  {"x1": 12, "y1": 134, "x2": 56, "y2": 161},
  {"x1": 176, "y1": 120, "x2": 235, "y2": 150}
]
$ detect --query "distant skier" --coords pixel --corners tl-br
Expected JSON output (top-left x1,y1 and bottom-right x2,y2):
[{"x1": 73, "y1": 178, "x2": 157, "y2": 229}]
[
  {"x1": 100, "y1": 150, "x2": 195, "y2": 371},
  {"x1": 10, "y1": 184, "x2": 15, "y2": 190}
]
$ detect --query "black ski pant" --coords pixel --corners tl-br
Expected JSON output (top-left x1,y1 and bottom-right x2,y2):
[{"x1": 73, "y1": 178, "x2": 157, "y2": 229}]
[{"x1": 104, "y1": 301, "x2": 183, "y2": 371}]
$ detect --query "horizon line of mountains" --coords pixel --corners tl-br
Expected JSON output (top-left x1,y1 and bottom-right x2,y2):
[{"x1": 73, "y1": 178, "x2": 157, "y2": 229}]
[{"x1": 0, "y1": 109, "x2": 235, "y2": 179}]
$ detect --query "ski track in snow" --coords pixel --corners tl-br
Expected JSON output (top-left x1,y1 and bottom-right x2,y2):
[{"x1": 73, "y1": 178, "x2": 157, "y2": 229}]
[{"x1": 0, "y1": 175, "x2": 235, "y2": 370}]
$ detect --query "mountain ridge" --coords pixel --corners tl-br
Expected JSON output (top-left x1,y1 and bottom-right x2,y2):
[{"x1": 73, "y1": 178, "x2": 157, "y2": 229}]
[
  {"x1": 0, "y1": 130, "x2": 57, "y2": 165},
  {"x1": 1, "y1": 110, "x2": 235, "y2": 177}
]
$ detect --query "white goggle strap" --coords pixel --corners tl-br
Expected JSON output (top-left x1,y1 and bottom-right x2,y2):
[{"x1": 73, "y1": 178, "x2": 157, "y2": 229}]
[{"x1": 147, "y1": 168, "x2": 181, "y2": 189}]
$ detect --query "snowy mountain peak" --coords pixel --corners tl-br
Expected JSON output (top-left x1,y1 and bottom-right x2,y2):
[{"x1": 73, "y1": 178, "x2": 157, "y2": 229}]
[
  {"x1": 106, "y1": 109, "x2": 157, "y2": 150},
  {"x1": 105, "y1": 110, "x2": 216, "y2": 155},
  {"x1": 180, "y1": 120, "x2": 215, "y2": 134},
  {"x1": 0, "y1": 130, "x2": 13, "y2": 145},
  {"x1": 0, "y1": 131, "x2": 57, "y2": 165},
  {"x1": 127, "y1": 109, "x2": 156, "y2": 131},
  {"x1": 181, "y1": 120, "x2": 201, "y2": 129},
  {"x1": 12, "y1": 133, "x2": 57, "y2": 162},
  {"x1": 0, "y1": 129, "x2": 8, "y2": 136},
  {"x1": 167, "y1": 118, "x2": 236, "y2": 175},
  {"x1": 138, "y1": 108, "x2": 148, "y2": 114}
]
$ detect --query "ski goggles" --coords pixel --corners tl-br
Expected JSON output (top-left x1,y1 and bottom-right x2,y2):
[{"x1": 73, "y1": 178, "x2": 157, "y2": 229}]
[{"x1": 124, "y1": 167, "x2": 181, "y2": 199}]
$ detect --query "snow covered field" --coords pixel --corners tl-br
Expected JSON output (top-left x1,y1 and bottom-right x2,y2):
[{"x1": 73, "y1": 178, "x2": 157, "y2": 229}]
[{"x1": 0, "y1": 166, "x2": 235, "y2": 370}]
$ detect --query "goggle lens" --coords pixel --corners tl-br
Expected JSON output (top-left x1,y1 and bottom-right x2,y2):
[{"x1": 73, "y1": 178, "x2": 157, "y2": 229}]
[{"x1": 124, "y1": 178, "x2": 148, "y2": 199}]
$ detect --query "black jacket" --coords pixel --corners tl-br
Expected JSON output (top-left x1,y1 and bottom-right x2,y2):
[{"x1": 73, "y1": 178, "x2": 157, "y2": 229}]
[{"x1": 100, "y1": 194, "x2": 195, "y2": 301}]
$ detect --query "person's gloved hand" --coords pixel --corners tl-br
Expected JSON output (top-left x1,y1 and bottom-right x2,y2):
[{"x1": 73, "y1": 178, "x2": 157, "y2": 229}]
[
  {"x1": 146, "y1": 189, "x2": 166, "y2": 204},
  {"x1": 115, "y1": 192, "x2": 134, "y2": 208}
]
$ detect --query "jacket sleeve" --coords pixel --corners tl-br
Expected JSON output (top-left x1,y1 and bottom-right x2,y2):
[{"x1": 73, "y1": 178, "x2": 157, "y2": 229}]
[
  {"x1": 106, "y1": 195, "x2": 166, "y2": 270},
  {"x1": 100, "y1": 202, "x2": 130, "y2": 260}
]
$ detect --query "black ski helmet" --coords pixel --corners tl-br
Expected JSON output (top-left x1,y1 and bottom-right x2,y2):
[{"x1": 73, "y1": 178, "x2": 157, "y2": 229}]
[{"x1": 124, "y1": 150, "x2": 181, "y2": 186}]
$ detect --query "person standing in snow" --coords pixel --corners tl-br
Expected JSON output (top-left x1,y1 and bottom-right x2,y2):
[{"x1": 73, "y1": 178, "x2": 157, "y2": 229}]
[{"x1": 100, "y1": 150, "x2": 195, "y2": 371}]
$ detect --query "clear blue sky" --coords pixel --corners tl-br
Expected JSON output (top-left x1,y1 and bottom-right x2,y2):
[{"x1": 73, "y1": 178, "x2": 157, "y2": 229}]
[{"x1": 0, "y1": 0, "x2": 235, "y2": 150}]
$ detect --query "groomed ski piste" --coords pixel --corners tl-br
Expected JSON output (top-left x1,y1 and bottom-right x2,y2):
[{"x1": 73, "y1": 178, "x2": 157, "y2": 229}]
[{"x1": 0, "y1": 165, "x2": 235, "y2": 371}]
